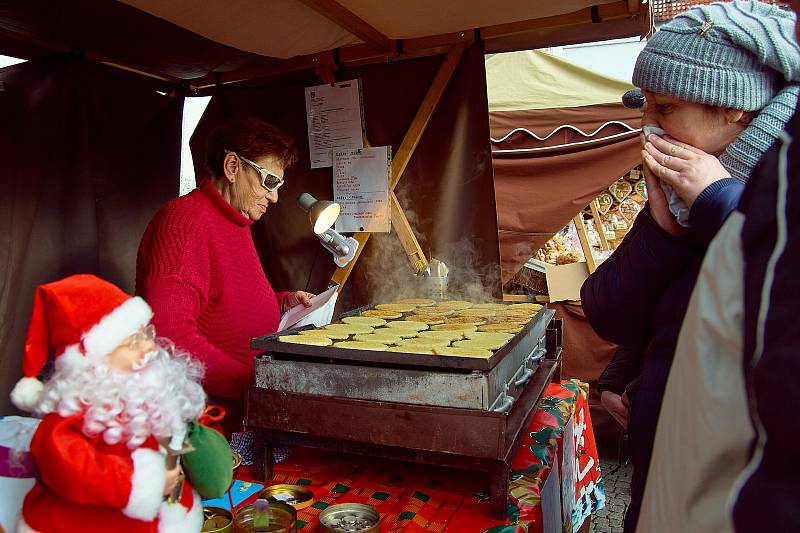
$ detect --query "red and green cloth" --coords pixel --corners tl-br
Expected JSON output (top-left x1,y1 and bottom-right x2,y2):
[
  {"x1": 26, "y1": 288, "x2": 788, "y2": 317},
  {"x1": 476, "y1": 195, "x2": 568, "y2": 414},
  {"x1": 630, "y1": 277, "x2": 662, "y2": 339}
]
[{"x1": 217, "y1": 379, "x2": 603, "y2": 532}]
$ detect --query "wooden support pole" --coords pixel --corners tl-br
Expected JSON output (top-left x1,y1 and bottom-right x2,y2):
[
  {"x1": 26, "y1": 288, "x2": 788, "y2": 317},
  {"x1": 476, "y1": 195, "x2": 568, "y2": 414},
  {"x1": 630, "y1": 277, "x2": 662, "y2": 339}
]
[
  {"x1": 330, "y1": 44, "x2": 466, "y2": 290},
  {"x1": 589, "y1": 201, "x2": 610, "y2": 251},
  {"x1": 572, "y1": 214, "x2": 597, "y2": 274},
  {"x1": 390, "y1": 194, "x2": 428, "y2": 274}
]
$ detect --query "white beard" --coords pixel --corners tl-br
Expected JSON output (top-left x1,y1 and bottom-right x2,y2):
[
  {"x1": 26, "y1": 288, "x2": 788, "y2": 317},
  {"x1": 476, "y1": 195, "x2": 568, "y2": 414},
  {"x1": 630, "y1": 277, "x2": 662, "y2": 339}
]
[{"x1": 36, "y1": 340, "x2": 206, "y2": 449}]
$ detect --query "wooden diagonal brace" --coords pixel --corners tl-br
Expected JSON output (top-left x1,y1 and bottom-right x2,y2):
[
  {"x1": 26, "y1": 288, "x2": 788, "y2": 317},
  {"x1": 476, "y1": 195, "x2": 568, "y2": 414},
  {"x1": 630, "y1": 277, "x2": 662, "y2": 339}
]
[{"x1": 330, "y1": 43, "x2": 467, "y2": 290}]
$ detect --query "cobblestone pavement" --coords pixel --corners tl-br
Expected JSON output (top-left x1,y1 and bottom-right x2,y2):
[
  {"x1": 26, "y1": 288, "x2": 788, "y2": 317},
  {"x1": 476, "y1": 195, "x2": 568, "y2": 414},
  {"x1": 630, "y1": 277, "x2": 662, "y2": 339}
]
[{"x1": 591, "y1": 458, "x2": 632, "y2": 533}]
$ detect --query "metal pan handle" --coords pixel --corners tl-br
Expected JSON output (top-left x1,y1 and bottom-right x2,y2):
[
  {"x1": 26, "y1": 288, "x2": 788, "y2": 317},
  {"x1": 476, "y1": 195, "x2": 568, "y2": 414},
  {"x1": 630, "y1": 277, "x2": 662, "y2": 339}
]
[
  {"x1": 491, "y1": 393, "x2": 514, "y2": 413},
  {"x1": 514, "y1": 368, "x2": 534, "y2": 387},
  {"x1": 528, "y1": 347, "x2": 547, "y2": 364}
]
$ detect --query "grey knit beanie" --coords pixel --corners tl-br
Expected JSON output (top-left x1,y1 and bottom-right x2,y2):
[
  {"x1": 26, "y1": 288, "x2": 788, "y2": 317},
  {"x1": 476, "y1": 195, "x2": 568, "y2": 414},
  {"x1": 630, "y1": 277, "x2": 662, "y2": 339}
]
[{"x1": 632, "y1": 0, "x2": 800, "y2": 181}]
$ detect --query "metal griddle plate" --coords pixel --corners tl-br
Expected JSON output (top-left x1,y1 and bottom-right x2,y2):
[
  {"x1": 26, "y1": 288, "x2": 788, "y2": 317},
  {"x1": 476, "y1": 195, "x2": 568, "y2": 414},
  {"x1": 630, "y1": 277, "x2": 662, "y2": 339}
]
[{"x1": 251, "y1": 305, "x2": 553, "y2": 372}]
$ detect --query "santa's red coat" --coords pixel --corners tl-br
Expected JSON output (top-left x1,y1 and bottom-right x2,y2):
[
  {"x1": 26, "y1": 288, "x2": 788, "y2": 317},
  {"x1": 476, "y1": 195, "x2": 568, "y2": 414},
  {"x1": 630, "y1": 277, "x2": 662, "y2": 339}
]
[{"x1": 18, "y1": 414, "x2": 202, "y2": 533}]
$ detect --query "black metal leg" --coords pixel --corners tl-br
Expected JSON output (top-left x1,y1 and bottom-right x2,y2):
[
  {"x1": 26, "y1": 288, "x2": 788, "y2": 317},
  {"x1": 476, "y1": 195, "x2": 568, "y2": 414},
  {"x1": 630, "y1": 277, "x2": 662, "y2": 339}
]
[{"x1": 488, "y1": 463, "x2": 510, "y2": 520}]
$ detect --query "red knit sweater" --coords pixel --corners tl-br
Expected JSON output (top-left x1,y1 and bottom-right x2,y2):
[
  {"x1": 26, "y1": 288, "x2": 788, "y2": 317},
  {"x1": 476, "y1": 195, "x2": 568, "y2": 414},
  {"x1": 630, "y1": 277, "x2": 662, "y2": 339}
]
[{"x1": 136, "y1": 180, "x2": 286, "y2": 400}]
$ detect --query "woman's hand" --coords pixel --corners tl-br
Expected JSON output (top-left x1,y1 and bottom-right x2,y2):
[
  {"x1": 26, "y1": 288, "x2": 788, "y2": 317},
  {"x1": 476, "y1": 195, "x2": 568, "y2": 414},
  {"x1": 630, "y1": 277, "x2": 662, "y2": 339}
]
[
  {"x1": 642, "y1": 133, "x2": 731, "y2": 209},
  {"x1": 601, "y1": 390, "x2": 630, "y2": 430},
  {"x1": 283, "y1": 291, "x2": 314, "y2": 309},
  {"x1": 641, "y1": 155, "x2": 687, "y2": 237}
]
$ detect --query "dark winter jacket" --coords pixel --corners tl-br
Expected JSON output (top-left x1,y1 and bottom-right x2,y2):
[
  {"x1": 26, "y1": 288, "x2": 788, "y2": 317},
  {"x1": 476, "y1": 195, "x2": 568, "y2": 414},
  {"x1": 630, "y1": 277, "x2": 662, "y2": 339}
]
[{"x1": 581, "y1": 177, "x2": 744, "y2": 533}]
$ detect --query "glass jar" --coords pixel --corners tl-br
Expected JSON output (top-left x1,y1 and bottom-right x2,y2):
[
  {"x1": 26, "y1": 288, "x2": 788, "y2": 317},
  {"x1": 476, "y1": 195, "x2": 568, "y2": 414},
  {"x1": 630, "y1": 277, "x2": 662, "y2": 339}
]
[{"x1": 233, "y1": 501, "x2": 297, "y2": 533}]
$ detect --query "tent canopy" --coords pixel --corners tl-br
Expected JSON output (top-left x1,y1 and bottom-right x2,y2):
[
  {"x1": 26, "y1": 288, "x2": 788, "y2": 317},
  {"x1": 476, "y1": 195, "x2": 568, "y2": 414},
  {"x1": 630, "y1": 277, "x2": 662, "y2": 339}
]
[
  {"x1": 488, "y1": 51, "x2": 642, "y2": 283},
  {"x1": 0, "y1": 0, "x2": 649, "y2": 88},
  {"x1": 486, "y1": 49, "x2": 633, "y2": 111}
]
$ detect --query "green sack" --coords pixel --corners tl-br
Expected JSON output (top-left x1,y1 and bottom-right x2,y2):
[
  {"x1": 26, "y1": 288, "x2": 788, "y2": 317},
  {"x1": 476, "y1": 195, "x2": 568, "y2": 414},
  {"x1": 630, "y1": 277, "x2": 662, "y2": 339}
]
[{"x1": 181, "y1": 420, "x2": 234, "y2": 499}]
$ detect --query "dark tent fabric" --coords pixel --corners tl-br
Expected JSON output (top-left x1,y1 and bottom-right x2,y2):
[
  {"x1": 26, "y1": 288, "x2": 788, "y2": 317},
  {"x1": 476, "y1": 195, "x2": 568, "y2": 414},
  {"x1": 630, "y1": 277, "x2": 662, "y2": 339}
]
[
  {"x1": 0, "y1": 54, "x2": 183, "y2": 414},
  {"x1": 0, "y1": 0, "x2": 278, "y2": 80},
  {"x1": 491, "y1": 103, "x2": 642, "y2": 283},
  {"x1": 191, "y1": 43, "x2": 501, "y2": 309}
]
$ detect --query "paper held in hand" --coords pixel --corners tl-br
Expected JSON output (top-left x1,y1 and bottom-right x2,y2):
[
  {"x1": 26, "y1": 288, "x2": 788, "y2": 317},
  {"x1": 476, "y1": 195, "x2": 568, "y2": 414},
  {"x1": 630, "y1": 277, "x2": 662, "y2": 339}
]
[{"x1": 277, "y1": 285, "x2": 339, "y2": 332}]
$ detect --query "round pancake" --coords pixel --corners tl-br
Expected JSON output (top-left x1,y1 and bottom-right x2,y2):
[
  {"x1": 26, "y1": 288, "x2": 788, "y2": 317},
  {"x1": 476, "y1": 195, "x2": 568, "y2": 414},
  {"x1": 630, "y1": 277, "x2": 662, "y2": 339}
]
[
  {"x1": 373, "y1": 327, "x2": 418, "y2": 338},
  {"x1": 332, "y1": 341, "x2": 388, "y2": 351},
  {"x1": 431, "y1": 323, "x2": 478, "y2": 332},
  {"x1": 361, "y1": 309, "x2": 403, "y2": 319},
  {"x1": 396, "y1": 298, "x2": 436, "y2": 307},
  {"x1": 445, "y1": 316, "x2": 488, "y2": 326},
  {"x1": 278, "y1": 335, "x2": 333, "y2": 346},
  {"x1": 463, "y1": 331, "x2": 513, "y2": 342},
  {"x1": 353, "y1": 333, "x2": 403, "y2": 345},
  {"x1": 342, "y1": 316, "x2": 387, "y2": 327},
  {"x1": 453, "y1": 338, "x2": 506, "y2": 351},
  {"x1": 323, "y1": 323, "x2": 375, "y2": 335},
  {"x1": 375, "y1": 303, "x2": 417, "y2": 313},
  {"x1": 437, "y1": 300, "x2": 474, "y2": 310},
  {"x1": 509, "y1": 303, "x2": 543, "y2": 312},
  {"x1": 407, "y1": 314, "x2": 446, "y2": 325},
  {"x1": 433, "y1": 346, "x2": 493, "y2": 358},
  {"x1": 418, "y1": 330, "x2": 465, "y2": 342},
  {"x1": 471, "y1": 303, "x2": 508, "y2": 311},
  {"x1": 387, "y1": 346, "x2": 435, "y2": 354},
  {"x1": 383, "y1": 320, "x2": 429, "y2": 331},
  {"x1": 398, "y1": 337, "x2": 451, "y2": 348},
  {"x1": 298, "y1": 329, "x2": 350, "y2": 340},
  {"x1": 455, "y1": 308, "x2": 496, "y2": 318},
  {"x1": 487, "y1": 314, "x2": 531, "y2": 324},
  {"x1": 418, "y1": 305, "x2": 456, "y2": 316},
  {"x1": 478, "y1": 323, "x2": 524, "y2": 333}
]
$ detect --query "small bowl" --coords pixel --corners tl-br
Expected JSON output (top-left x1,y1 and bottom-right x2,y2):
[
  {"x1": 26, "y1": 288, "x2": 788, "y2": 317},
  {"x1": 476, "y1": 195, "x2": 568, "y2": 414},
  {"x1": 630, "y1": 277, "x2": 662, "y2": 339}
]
[
  {"x1": 259, "y1": 484, "x2": 314, "y2": 510},
  {"x1": 318, "y1": 503, "x2": 380, "y2": 533}
]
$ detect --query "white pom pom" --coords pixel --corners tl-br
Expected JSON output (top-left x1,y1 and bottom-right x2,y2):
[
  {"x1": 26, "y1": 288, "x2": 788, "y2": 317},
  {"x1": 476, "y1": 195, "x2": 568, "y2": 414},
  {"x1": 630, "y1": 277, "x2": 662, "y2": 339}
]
[{"x1": 11, "y1": 377, "x2": 44, "y2": 412}]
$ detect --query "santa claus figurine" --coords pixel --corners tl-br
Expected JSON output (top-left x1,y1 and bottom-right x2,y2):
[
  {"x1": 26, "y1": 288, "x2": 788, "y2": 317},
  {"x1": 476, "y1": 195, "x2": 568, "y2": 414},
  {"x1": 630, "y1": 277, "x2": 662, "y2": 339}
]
[{"x1": 10, "y1": 274, "x2": 207, "y2": 533}]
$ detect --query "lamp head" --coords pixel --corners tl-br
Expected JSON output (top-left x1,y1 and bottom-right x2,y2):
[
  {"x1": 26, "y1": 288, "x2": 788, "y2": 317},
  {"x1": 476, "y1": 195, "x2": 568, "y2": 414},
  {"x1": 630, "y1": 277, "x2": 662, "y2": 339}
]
[{"x1": 297, "y1": 193, "x2": 340, "y2": 234}]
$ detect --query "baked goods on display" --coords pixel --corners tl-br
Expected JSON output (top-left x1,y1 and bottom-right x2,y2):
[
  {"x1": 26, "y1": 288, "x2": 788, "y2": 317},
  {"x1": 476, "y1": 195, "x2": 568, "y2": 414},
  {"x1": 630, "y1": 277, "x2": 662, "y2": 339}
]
[
  {"x1": 361, "y1": 309, "x2": 403, "y2": 319},
  {"x1": 332, "y1": 341, "x2": 389, "y2": 351},
  {"x1": 397, "y1": 337, "x2": 451, "y2": 348},
  {"x1": 384, "y1": 320, "x2": 429, "y2": 331},
  {"x1": 374, "y1": 327, "x2": 418, "y2": 338},
  {"x1": 433, "y1": 346, "x2": 493, "y2": 358},
  {"x1": 278, "y1": 335, "x2": 333, "y2": 346},
  {"x1": 298, "y1": 329, "x2": 350, "y2": 340},
  {"x1": 595, "y1": 193, "x2": 613, "y2": 215},
  {"x1": 417, "y1": 330, "x2": 465, "y2": 342},
  {"x1": 353, "y1": 333, "x2": 404, "y2": 345},
  {"x1": 388, "y1": 346, "x2": 435, "y2": 354},
  {"x1": 445, "y1": 316, "x2": 489, "y2": 326},
  {"x1": 609, "y1": 178, "x2": 633, "y2": 202},
  {"x1": 323, "y1": 323, "x2": 375, "y2": 335},
  {"x1": 618, "y1": 198, "x2": 642, "y2": 222},
  {"x1": 342, "y1": 316, "x2": 387, "y2": 327},
  {"x1": 406, "y1": 314, "x2": 447, "y2": 325},
  {"x1": 453, "y1": 338, "x2": 509, "y2": 351},
  {"x1": 375, "y1": 303, "x2": 417, "y2": 313}
]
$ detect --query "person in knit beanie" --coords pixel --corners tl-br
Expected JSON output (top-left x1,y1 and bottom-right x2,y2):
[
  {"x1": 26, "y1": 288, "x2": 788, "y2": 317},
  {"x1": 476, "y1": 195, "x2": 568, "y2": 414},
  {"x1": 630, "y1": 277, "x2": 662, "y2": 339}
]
[{"x1": 582, "y1": 2, "x2": 799, "y2": 532}]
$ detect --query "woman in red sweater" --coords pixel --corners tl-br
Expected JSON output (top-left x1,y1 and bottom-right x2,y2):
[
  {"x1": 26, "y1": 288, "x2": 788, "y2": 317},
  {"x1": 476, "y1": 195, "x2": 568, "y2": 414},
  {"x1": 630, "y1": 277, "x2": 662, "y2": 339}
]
[{"x1": 136, "y1": 116, "x2": 313, "y2": 432}]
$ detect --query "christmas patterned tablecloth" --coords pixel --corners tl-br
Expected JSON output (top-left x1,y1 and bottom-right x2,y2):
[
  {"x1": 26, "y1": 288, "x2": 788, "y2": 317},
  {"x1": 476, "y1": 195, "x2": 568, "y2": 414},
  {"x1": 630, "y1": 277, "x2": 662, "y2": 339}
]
[{"x1": 207, "y1": 380, "x2": 604, "y2": 532}]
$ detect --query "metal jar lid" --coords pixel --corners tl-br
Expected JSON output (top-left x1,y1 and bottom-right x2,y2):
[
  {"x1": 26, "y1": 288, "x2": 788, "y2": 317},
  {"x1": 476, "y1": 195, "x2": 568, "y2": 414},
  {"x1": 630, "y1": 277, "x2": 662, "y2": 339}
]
[
  {"x1": 259, "y1": 484, "x2": 314, "y2": 510},
  {"x1": 318, "y1": 503, "x2": 380, "y2": 533},
  {"x1": 202, "y1": 506, "x2": 233, "y2": 533}
]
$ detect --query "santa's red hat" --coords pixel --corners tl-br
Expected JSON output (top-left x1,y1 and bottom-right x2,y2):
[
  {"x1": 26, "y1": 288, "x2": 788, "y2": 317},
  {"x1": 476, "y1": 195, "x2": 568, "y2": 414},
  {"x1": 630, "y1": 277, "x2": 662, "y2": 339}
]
[{"x1": 11, "y1": 274, "x2": 153, "y2": 411}]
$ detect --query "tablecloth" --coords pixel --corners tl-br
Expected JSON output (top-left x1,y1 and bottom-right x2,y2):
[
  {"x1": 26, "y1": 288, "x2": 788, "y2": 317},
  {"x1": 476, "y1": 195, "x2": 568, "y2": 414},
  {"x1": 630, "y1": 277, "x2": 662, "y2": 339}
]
[{"x1": 206, "y1": 379, "x2": 604, "y2": 532}]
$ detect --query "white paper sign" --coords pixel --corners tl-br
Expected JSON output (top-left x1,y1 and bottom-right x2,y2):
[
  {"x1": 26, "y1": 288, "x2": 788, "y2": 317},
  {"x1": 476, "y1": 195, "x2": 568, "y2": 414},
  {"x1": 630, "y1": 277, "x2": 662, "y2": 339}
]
[
  {"x1": 305, "y1": 80, "x2": 364, "y2": 168},
  {"x1": 333, "y1": 146, "x2": 391, "y2": 233}
]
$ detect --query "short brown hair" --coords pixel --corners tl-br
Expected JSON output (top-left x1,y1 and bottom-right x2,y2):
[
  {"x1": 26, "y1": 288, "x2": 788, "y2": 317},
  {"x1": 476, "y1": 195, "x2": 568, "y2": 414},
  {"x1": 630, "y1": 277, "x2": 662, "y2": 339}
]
[{"x1": 205, "y1": 116, "x2": 300, "y2": 177}]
